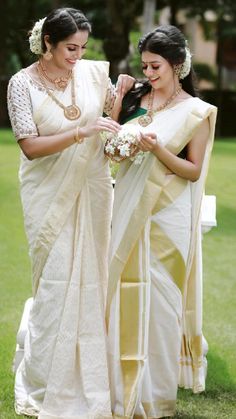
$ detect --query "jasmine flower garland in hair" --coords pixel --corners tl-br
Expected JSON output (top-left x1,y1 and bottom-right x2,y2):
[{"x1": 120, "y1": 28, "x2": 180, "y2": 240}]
[
  {"x1": 29, "y1": 17, "x2": 46, "y2": 55},
  {"x1": 179, "y1": 47, "x2": 192, "y2": 80}
]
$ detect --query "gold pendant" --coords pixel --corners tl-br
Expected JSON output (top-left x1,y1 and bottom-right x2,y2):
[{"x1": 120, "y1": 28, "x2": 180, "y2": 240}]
[
  {"x1": 54, "y1": 78, "x2": 69, "y2": 90},
  {"x1": 138, "y1": 113, "x2": 153, "y2": 127},
  {"x1": 64, "y1": 105, "x2": 81, "y2": 120}
]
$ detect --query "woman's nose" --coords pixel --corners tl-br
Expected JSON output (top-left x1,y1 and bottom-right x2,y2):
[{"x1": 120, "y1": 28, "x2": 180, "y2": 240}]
[{"x1": 145, "y1": 66, "x2": 155, "y2": 76}]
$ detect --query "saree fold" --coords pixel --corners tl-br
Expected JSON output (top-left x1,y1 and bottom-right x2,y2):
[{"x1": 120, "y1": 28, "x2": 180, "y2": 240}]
[
  {"x1": 107, "y1": 98, "x2": 217, "y2": 418},
  {"x1": 13, "y1": 60, "x2": 113, "y2": 418}
]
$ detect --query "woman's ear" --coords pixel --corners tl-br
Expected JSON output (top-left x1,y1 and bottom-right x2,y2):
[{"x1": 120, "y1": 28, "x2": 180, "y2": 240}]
[
  {"x1": 43, "y1": 34, "x2": 51, "y2": 50},
  {"x1": 43, "y1": 35, "x2": 53, "y2": 60}
]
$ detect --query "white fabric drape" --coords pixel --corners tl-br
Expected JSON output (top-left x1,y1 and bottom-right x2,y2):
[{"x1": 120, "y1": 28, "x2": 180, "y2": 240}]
[
  {"x1": 106, "y1": 98, "x2": 217, "y2": 418},
  {"x1": 8, "y1": 60, "x2": 114, "y2": 418}
]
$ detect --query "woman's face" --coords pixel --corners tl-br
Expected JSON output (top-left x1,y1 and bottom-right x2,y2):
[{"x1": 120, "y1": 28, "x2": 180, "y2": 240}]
[
  {"x1": 48, "y1": 30, "x2": 89, "y2": 70},
  {"x1": 141, "y1": 51, "x2": 175, "y2": 89}
]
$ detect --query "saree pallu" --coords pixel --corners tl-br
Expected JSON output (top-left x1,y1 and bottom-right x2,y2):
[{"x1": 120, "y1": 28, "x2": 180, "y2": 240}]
[
  {"x1": 106, "y1": 98, "x2": 217, "y2": 418},
  {"x1": 13, "y1": 61, "x2": 113, "y2": 418}
]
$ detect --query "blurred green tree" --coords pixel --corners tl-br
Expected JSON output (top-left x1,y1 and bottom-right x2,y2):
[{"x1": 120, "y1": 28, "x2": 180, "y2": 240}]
[
  {"x1": 1, "y1": 1, "x2": 236, "y2": 86},
  {"x1": 0, "y1": 0, "x2": 54, "y2": 76}
]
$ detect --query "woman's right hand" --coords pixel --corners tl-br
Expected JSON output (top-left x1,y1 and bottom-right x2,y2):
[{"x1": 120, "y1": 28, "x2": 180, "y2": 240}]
[{"x1": 80, "y1": 116, "x2": 121, "y2": 138}]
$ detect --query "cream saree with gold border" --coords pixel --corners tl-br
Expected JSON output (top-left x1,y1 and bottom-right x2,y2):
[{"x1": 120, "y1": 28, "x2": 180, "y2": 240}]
[
  {"x1": 11, "y1": 60, "x2": 113, "y2": 419},
  {"x1": 106, "y1": 98, "x2": 217, "y2": 418}
]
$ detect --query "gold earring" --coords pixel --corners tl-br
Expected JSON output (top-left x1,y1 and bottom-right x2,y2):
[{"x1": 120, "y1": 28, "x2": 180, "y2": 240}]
[
  {"x1": 44, "y1": 49, "x2": 53, "y2": 61},
  {"x1": 173, "y1": 64, "x2": 182, "y2": 78}
]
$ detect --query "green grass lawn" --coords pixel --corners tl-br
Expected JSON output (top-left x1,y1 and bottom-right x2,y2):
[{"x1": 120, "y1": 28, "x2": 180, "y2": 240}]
[{"x1": 0, "y1": 129, "x2": 236, "y2": 418}]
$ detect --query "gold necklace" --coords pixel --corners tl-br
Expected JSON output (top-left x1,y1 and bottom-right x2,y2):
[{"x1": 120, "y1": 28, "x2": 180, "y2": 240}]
[
  {"x1": 138, "y1": 83, "x2": 182, "y2": 127},
  {"x1": 37, "y1": 63, "x2": 81, "y2": 120},
  {"x1": 38, "y1": 60, "x2": 72, "y2": 90}
]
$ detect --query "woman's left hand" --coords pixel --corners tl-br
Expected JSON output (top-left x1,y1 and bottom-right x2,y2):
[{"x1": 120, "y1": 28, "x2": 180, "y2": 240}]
[{"x1": 137, "y1": 132, "x2": 160, "y2": 152}]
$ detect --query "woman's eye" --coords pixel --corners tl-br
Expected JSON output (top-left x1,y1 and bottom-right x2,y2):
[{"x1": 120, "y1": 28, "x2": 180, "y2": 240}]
[
  {"x1": 142, "y1": 65, "x2": 160, "y2": 71},
  {"x1": 68, "y1": 48, "x2": 76, "y2": 52}
]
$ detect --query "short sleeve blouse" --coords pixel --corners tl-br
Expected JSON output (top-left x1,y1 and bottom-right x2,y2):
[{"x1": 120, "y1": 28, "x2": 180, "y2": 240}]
[
  {"x1": 7, "y1": 71, "x2": 38, "y2": 141},
  {"x1": 7, "y1": 64, "x2": 116, "y2": 140}
]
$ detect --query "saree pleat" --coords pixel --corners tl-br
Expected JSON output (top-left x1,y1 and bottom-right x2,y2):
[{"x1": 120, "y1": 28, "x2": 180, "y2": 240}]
[{"x1": 107, "y1": 98, "x2": 217, "y2": 418}]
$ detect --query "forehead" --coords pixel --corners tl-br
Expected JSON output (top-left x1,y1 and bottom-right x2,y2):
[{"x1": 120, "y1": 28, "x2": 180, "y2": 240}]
[
  {"x1": 141, "y1": 51, "x2": 166, "y2": 64},
  {"x1": 62, "y1": 30, "x2": 89, "y2": 46}
]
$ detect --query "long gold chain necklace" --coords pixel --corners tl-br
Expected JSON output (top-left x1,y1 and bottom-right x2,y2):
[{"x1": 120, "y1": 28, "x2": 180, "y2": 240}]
[
  {"x1": 38, "y1": 59, "x2": 72, "y2": 90},
  {"x1": 138, "y1": 83, "x2": 182, "y2": 127},
  {"x1": 37, "y1": 62, "x2": 81, "y2": 120}
]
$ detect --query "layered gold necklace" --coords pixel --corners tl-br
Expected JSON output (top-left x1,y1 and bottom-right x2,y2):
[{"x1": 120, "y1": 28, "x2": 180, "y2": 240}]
[
  {"x1": 138, "y1": 83, "x2": 182, "y2": 127},
  {"x1": 37, "y1": 62, "x2": 81, "y2": 121},
  {"x1": 38, "y1": 60, "x2": 72, "y2": 90}
]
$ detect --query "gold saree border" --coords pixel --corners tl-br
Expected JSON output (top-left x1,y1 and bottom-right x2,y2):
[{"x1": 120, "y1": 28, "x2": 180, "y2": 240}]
[
  {"x1": 120, "y1": 226, "x2": 150, "y2": 416},
  {"x1": 113, "y1": 398, "x2": 176, "y2": 418},
  {"x1": 151, "y1": 174, "x2": 188, "y2": 292},
  {"x1": 150, "y1": 222, "x2": 186, "y2": 292}
]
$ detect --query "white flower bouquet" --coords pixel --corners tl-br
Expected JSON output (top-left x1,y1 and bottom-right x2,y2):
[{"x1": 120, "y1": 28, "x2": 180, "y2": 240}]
[{"x1": 101, "y1": 124, "x2": 146, "y2": 165}]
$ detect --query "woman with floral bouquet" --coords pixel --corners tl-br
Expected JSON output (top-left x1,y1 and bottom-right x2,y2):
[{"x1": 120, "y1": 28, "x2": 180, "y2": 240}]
[
  {"x1": 104, "y1": 25, "x2": 217, "y2": 418},
  {"x1": 7, "y1": 7, "x2": 134, "y2": 418}
]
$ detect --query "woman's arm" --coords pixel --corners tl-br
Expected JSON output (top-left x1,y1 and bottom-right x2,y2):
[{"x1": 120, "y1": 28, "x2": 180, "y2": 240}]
[
  {"x1": 8, "y1": 73, "x2": 121, "y2": 160},
  {"x1": 138, "y1": 118, "x2": 210, "y2": 182},
  {"x1": 19, "y1": 117, "x2": 121, "y2": 160},
  {"x1": 105, "y1": 74, "x2": 135, "y2": 121},
  {"x1": 110, "y1": 93, "x2": 124, "y2": 122}
]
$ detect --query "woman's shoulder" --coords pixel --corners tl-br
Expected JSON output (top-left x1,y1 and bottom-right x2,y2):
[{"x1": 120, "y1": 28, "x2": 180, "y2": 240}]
[
  {"x1": 8, "y1": 66, "x2": 33, "y2": 91},
  {"x1": 9, "y1": 68, "x2": 27, "y2": 85},
  {"x1": 8, "y1": 69, "x2": 32, "y2": 104},
  {"x1": 76, "y1": 59, "x2": 110, "y2": 81},
  {"x1": 188, "y1": 96, "x2": 217, "y2": 118},
  {"x1": 176, "y1": 95, "x2": 217, "y2": 119}
]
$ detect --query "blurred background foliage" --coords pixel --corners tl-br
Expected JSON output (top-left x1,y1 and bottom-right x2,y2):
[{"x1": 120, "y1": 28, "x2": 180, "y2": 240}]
[{"x1": 1, "y1": 0, "x2": 236, "y2": 135}]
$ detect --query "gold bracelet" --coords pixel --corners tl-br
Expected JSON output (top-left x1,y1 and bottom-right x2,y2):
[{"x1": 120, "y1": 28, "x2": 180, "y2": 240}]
[{"x1": 74, "y1": 126, "x2": 84, "y2": 144}]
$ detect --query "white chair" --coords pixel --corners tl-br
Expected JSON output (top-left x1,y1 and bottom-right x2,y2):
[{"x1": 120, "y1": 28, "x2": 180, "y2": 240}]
[
  {"x1": 201, "y1": 194, "x2": 217, "y2": 234},
  {"x1": 12, "y1": 297, "x2": 33, "y2": 372}
]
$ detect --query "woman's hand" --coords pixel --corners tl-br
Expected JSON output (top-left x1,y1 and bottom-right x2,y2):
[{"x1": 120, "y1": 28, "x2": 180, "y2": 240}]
[
  {"x1": 80, "y1": 116, "x2": 121, "y2": 138},
  {"x1": 110, "y1": 74, "x2": 135, "y2": 122},
  {"x1": 116, "y1": 74, "x2": 135, "y2": 98},
  {"x1": 137, "y1": 132, "x2": 160, "y2": 152},
  {"x1": 137, "y1": 118, "x2": 210, "y2": 182}
]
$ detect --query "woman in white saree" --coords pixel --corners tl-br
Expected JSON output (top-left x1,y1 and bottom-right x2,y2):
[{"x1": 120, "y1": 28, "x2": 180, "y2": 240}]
[
  {"x1": 7, "y1": 7, "x2": 134, "y2": 419},
  {"x1": 106, "y1": 26, "x2": 217, "y2": 418}
]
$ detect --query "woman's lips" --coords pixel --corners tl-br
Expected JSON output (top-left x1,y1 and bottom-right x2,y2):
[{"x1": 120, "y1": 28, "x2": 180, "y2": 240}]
[
  {"x1": 149, "y1": 77, "x2": 160, "y2": 83},
  {"x1": 66, "y1": 59, "x2": 77, "y2": 65}
]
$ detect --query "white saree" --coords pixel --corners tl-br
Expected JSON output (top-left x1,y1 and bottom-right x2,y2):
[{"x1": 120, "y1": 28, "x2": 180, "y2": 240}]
[
  {"x1": 106, "y1": 98, "x2": 217, "y2": 418},
  {"x1": 8, "y1": 60, "x2": 115, "y2": 419}
]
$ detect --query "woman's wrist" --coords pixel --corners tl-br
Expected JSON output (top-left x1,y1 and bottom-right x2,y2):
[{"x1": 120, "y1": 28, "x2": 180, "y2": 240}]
[
  {"x1": 153, "y1": 138, "x2": 162, "y2": 154},
  {"x1": 74, "y1": 126, "x2": 85, "y2": 144}
]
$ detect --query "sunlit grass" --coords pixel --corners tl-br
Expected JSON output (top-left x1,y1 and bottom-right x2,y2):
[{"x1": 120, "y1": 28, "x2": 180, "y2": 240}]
[{"x1": 176, "y1": 139, "x2": 236, "y2": 418}]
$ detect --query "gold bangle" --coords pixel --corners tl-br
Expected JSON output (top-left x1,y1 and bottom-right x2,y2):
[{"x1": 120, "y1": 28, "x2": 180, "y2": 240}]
[{"x1": 74, "y1": 126, "x2": 84, "y2": 144}]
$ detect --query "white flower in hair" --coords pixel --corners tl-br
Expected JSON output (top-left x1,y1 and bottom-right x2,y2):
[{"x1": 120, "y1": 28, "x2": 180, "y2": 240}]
[
  {"x1": 179, "y1": 47, "x2": 192, "y2": 80},
  {"x1": 29, "y1": 17, "x2": 46, "y2": 55}
]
